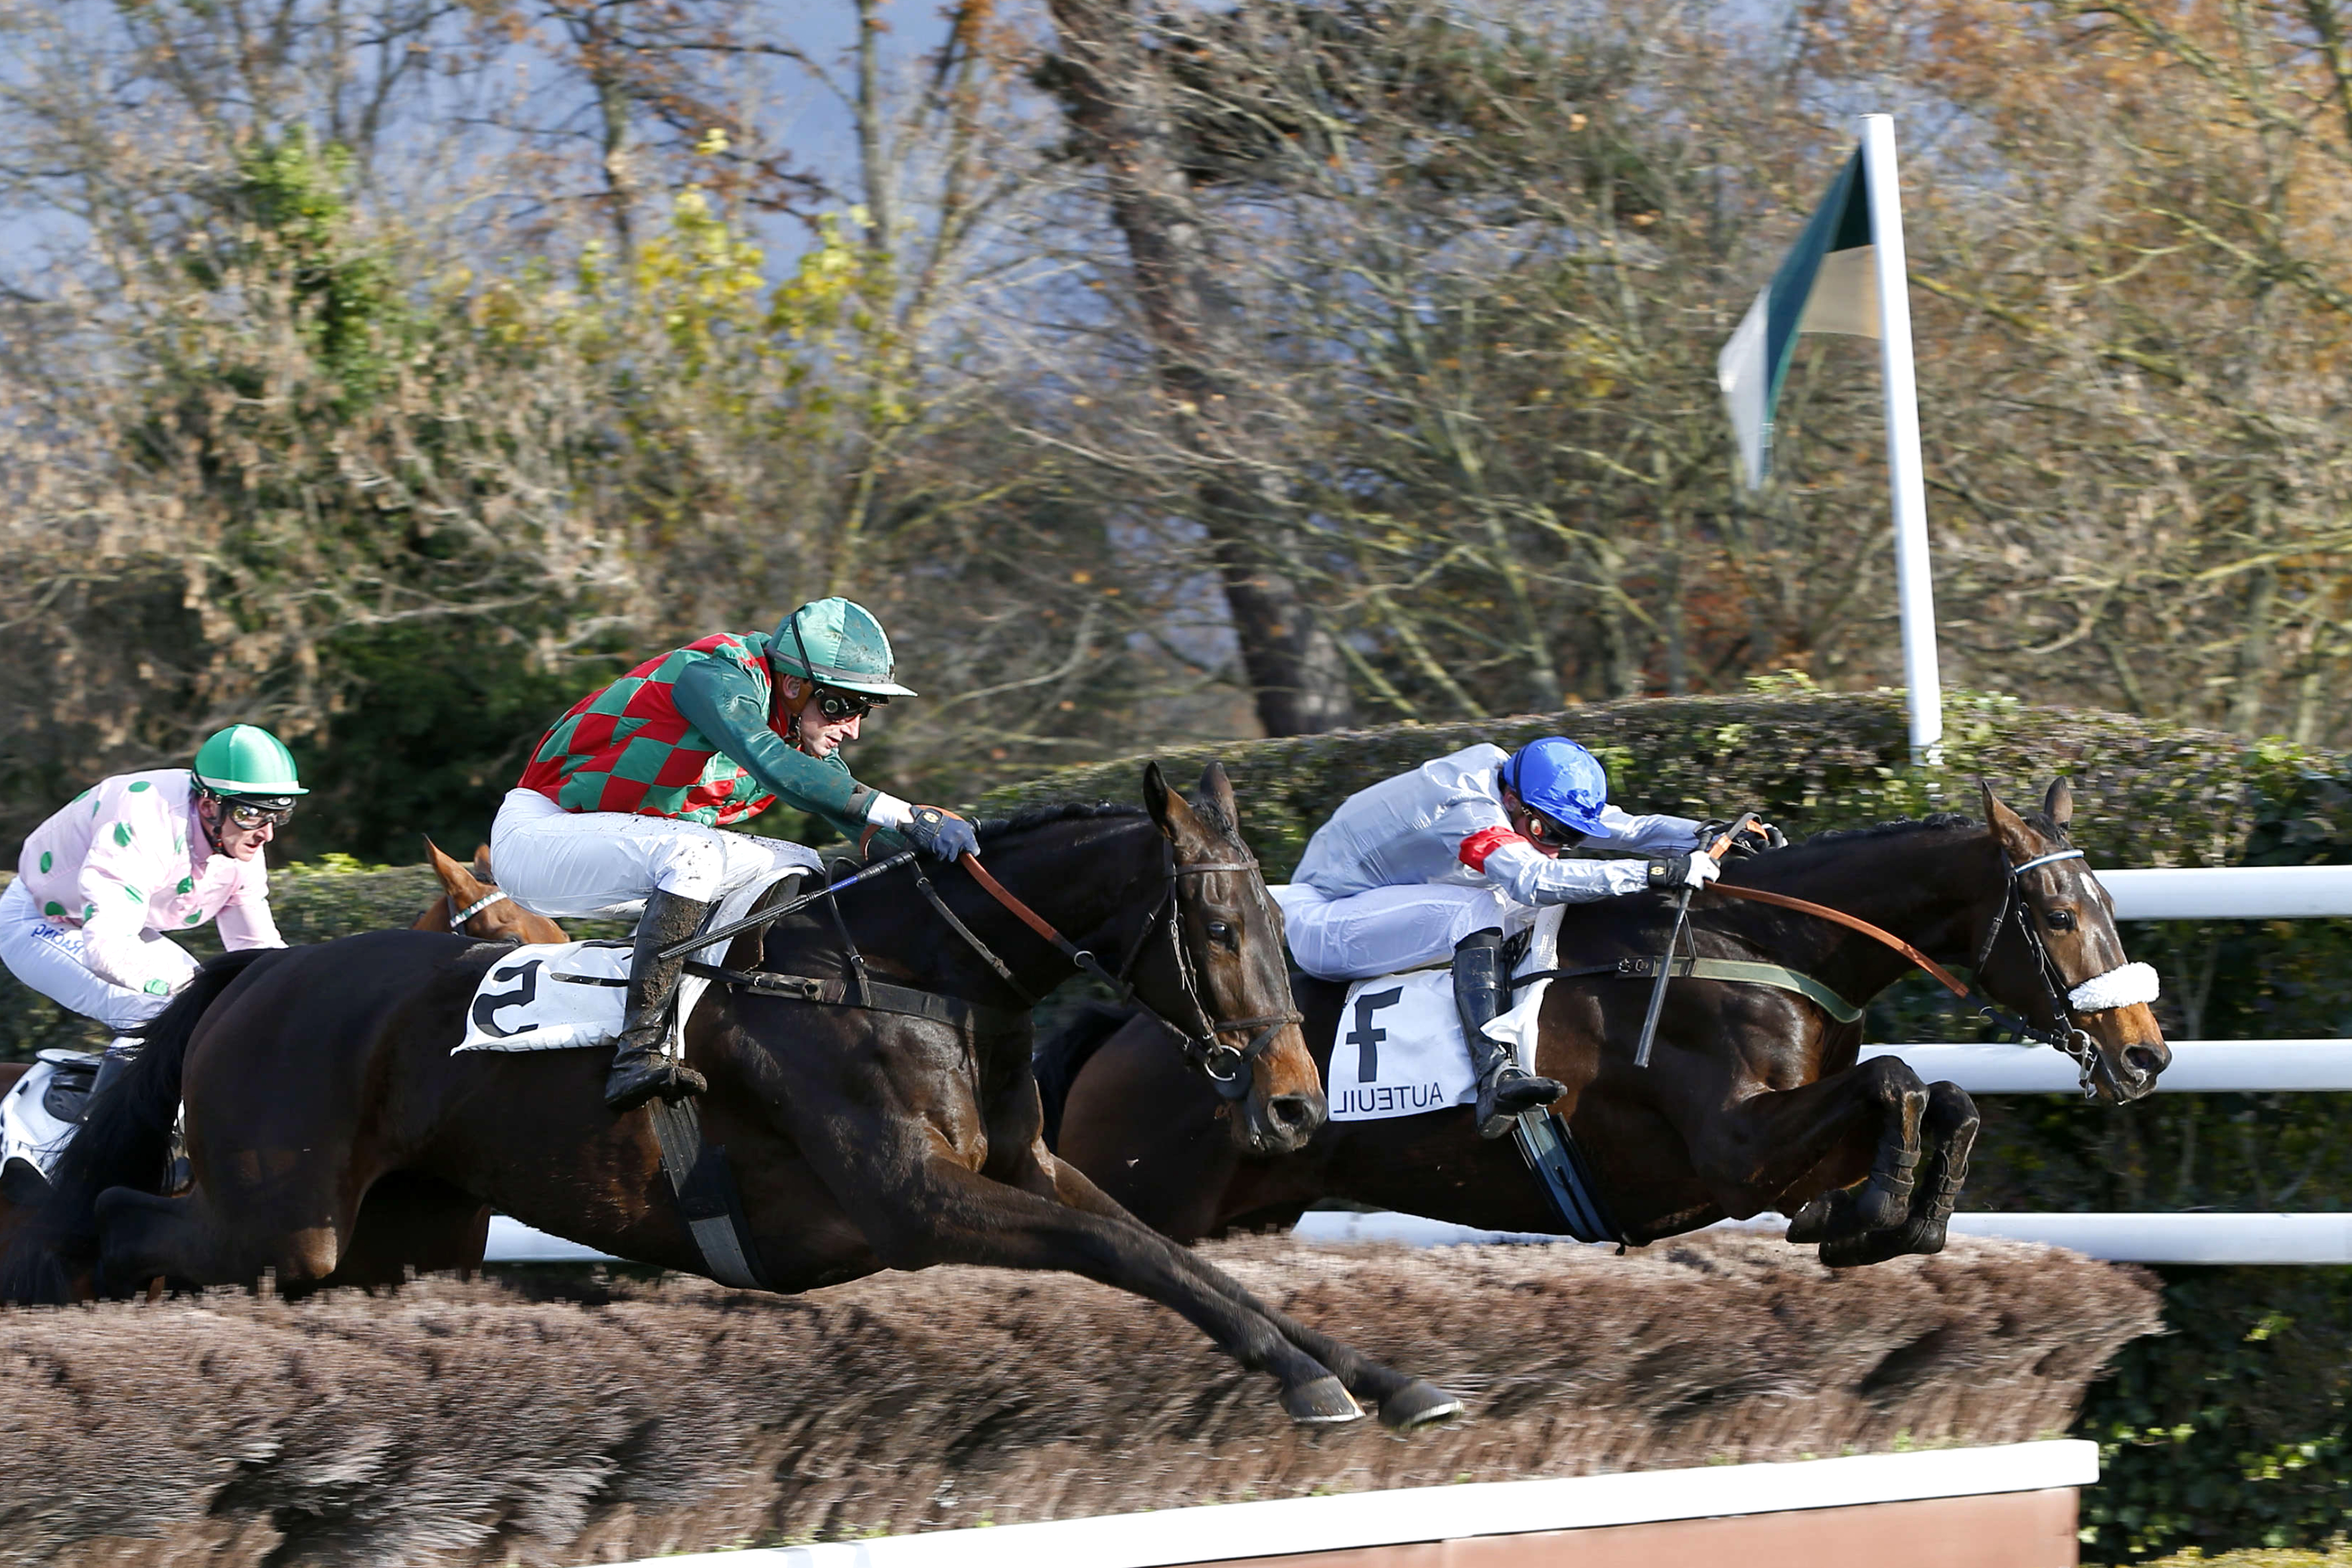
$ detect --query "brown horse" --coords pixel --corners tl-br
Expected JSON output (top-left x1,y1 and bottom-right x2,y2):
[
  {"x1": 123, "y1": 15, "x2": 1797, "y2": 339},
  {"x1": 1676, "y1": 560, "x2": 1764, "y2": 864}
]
[
  {"x1": 1043, "y1": 781, "x2": 2170, "y2": 1268},
  {"x1": 7, "y1": 765, "x2": 1462, "y2": 1428},
  {"x1": 412, "y1": 838, "x2": 571, "y2": 945}
]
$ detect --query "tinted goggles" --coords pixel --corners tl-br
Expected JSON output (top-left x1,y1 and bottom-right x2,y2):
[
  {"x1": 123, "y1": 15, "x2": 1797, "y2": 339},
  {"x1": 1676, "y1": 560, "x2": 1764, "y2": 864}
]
[
  {"x1": 1520, "y1": 810, "x2": 1583, "y2": 849},
  {"x1": 809, "y1": 686, "x2": 883, "y2": 722}
]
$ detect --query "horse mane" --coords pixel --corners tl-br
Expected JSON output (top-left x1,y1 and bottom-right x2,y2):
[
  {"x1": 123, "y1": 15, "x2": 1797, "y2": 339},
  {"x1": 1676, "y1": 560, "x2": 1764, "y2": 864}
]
[
  {"x1": 1796, "y1": 812, "x2": 1980, "y2": 848},
  {"x1": 975, "y1": 801, "x2": 1145, "y2": 840}
]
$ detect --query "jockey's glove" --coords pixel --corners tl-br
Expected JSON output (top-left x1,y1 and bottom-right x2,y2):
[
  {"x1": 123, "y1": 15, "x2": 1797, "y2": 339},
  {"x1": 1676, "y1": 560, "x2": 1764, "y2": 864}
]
[
  {"x1": 903, "y1": 805, "x2": 980, "y2": 862},
  {"x1": 1646, "y1": 850, "x2": 1721, "y2": 892},
  {"x1": 1733, "y1": 821, "x2": 1788, "y2": 855}
]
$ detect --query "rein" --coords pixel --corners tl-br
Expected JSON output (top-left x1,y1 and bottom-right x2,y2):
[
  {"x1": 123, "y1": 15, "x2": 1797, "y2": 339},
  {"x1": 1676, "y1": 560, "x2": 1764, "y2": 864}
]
[
  {"x1": 952, "y1": 849, "x2": 1302, "y2": 1101},
  {"x1": 1709, "y1": 884, "x2": 1972, "y2": 996}
]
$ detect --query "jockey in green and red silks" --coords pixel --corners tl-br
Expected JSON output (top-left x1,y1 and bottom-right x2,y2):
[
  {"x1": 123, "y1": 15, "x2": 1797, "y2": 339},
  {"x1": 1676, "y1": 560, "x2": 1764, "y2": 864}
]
[{"x1": 494, "y1": 598, "x2": 978, "y2": 1113}]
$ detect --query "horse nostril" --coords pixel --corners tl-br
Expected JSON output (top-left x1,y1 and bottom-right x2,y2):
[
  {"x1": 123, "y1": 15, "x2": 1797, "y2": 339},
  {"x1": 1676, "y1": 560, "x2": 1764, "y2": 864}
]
[
  {"x1": 2126, "y1": 1045, "x2": 2167, "y2": 1079},
  {"x1": 1267, "y1": 1093, "x2": 1318, "y2": 1131}
]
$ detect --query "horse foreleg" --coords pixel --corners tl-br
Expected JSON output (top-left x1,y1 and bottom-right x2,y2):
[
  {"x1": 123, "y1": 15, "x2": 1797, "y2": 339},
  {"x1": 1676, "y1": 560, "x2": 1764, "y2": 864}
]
[
  {"x1": 1806, "y1": 1079, "x2": 1982, "y2": 1267},
  {"x1": 95, "y1": 1168, "x2": 358, "y2": 1294},
  {"x1": 1686, "y1": 1055, "x2": 1929, "y2": 1247}
]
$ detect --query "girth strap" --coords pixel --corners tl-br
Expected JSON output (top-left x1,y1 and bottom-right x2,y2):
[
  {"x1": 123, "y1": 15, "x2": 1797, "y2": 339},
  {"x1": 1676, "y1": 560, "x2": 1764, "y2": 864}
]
[
  {"x1": 644, "y1": 1095, "x2": 768, "y2": 1291},
  {"x1": 1514, "y1": 955, "x2": 1865, "y2": 1024}
]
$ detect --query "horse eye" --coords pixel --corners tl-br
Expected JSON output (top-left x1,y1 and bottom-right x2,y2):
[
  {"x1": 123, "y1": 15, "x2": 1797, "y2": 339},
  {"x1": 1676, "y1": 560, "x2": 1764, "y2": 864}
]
[
  {"x1": 1206, "y1": 920, "x2": 1236, "y2": 947},
  {"x1": 2044, "y1": 908, "x2": 2077, "y2": 932}
]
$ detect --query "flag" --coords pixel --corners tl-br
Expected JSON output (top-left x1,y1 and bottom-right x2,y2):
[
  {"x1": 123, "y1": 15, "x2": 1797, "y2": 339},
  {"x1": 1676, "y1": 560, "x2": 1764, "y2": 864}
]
[{"x1": 1717, "y1": 149, "x2": 1883, "y2": 489}]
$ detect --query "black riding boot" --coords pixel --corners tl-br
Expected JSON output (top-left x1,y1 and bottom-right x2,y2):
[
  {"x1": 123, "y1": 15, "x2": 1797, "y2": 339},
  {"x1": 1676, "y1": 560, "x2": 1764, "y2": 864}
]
[
  {"x1": 1456, "y1": 929, "x2": 1565, "y2": 1139},
  {"x1": 604, "y1": 890, "x2": 714, "y2": 1113},
  {"x1": 88, "y1": 1038, "x2": 141, "y2": 1105}
]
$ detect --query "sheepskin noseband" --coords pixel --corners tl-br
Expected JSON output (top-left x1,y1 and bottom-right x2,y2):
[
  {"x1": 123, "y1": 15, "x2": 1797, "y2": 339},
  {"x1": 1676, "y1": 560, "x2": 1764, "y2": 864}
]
[{"x1": 2069, "y1": 961, "x2": 2159, "y2": 1014}]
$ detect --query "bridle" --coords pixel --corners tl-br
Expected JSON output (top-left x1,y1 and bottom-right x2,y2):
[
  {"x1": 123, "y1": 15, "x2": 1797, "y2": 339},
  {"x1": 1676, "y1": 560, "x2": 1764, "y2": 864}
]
[
  {"x1": 945, "y1": 846, "x2": 1303, "y2": 1101},
  {"x1": 1966, "y1": 846, "x2": 2156, "y2": 1095},
  {"x1": 446, "y1": 888, "x2": 510, "y2": 931},
  {"x1": 1711, "y1": 839, "x2": 2156, "y2": 1097}
]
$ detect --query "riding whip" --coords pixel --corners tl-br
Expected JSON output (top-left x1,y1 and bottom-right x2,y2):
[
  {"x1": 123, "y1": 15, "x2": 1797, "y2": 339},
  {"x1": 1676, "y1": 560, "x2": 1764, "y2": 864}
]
[{"x1": 1632, "y1": 815, "x2": 1755, "y2": 1069}]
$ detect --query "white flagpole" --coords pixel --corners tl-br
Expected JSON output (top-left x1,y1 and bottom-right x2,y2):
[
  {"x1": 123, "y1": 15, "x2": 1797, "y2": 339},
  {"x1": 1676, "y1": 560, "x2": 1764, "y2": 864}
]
[{"x1": 1859, "y1": 114, "x2": 1944, "y2": 766}]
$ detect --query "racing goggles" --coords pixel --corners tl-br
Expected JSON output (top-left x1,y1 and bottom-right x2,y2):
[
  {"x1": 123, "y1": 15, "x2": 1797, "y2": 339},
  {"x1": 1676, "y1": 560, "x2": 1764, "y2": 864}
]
[
  {"x1": 216, "y1": 796, "x2": 297, "y2": 828},
  {"x1": 1520, "y1": 810, "x2": 1584, "y2": 850},
  {"x1": 808, "y1": 686, "x2": 884, "y2": 722}
]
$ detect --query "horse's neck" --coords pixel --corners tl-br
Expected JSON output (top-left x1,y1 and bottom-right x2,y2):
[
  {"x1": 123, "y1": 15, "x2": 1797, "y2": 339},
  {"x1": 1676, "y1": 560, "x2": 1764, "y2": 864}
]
[
  {"x1": 894, "y1": 819, "x2": 1163, "y2": 1002},
  {"x1": 1739, "y1": 827, "x2": 2001, "y2": 1001}
]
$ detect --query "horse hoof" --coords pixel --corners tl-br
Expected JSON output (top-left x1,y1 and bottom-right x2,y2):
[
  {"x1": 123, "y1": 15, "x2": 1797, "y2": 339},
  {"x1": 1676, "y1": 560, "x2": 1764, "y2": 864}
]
[
  {"x1": 1282, "y1": 1375, "x2": 1364, "y2": 1425},
  {"x1": 1379, "y1": 1379, "x2": 1465, "y2": 1430},
  {"x1": 1854, "y1": 1179, "x2": 1914, "y2": 1231}
]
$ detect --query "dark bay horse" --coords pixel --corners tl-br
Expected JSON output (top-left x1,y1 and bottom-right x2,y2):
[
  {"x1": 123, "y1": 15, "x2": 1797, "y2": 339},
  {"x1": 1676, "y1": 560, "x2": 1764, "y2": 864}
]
[
  {"x1": 1044, "y1": 781, "x2": 2170, "y2": 1268},
  {"x1": 7, "y1": 765, "x2": 1462, "y2": 1429}
]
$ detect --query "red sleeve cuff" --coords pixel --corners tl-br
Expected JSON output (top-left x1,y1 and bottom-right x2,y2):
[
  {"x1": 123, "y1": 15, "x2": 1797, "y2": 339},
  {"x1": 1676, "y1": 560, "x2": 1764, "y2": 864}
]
[{"x1": 1458, "y1": 826, "x2": 1529, "y2": 872}]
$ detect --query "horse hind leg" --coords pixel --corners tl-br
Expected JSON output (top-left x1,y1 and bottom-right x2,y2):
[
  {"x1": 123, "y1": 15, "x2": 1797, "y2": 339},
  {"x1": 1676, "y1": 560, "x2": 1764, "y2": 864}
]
[{"x1": 95, "y1": 1183, "x2": 348, "y2": 1296}]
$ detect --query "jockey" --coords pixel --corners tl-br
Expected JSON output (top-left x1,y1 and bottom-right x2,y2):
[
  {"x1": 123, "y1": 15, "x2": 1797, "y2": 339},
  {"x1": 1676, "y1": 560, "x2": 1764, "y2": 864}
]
[
  {"x1": 1, "y1": 724, "x2": 299, "y2": 1095},
  {"x1": 492, "y1": 597, "x2": 980, "y2": 1113},
  {"x1": 1282, "y1": 738, "x2": 1773, "y2": 1138}
]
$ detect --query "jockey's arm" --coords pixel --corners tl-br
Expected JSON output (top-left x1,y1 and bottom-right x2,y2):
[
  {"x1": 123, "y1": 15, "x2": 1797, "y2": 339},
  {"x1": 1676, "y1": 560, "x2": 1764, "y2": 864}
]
[
  {"x1": 1452, "y1": 799, "x2": 1705, "y2": 906},
  {"x1": 71, "y1": 811, "x2": 168, "y2": 991},
  {"x1": 214, "y1": 884, "x2": 284, "y2": 951},
  {"x1": 670, "y1": 656, "x2": 913, "y2": 844}
]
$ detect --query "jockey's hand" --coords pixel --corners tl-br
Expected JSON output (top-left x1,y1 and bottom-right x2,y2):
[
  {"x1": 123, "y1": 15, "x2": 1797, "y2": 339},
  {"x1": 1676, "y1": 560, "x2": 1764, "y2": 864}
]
[
  {"x1": 903, "y1": 805, "x2": 979, "y2": 862},
  {"x1": 1647, "y1": 851, "x2": 1721, "y2": 892},
  {"x1": 1732, "y1": 820, "x2": 1787, "y2": 855}
]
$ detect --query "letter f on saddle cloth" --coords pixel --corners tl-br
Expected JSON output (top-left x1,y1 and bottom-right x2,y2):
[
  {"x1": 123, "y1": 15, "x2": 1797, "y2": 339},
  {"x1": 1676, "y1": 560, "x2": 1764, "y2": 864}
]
[
  {"x1": 1283, "y1": 738, "x2": 1780, "y2": 1138},
  {"x1": 493, "y1": 598, "x2": 979, "y2": 1113}
]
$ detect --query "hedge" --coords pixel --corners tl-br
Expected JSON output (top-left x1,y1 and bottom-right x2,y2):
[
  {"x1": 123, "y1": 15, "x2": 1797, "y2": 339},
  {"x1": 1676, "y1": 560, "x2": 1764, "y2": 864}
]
[{"x1": 1, "y1": 683, "x2": 2345, "y2": 1557}]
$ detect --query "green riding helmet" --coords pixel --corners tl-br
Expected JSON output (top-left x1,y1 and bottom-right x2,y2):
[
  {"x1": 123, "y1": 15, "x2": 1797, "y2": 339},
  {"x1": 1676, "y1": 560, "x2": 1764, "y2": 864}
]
[
  {"x1": 771, "y1": 597, "x2": 917, "y2": 698},
  {"x1": 191, "y1": 724, "x2": 308, "y2": 798}
]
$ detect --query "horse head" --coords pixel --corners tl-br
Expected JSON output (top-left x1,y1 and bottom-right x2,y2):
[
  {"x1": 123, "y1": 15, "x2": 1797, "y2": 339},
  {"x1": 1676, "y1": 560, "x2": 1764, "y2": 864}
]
[
  {"x1": 1974, "y1": 779, "x2": 2171, "y2": 1102},
  {"x1": 418, "y1": 837, "x2": 569, "y2": 945},
  {"x1": 1143, "y1": 761, "x2": 1325, "y2": 1156}
]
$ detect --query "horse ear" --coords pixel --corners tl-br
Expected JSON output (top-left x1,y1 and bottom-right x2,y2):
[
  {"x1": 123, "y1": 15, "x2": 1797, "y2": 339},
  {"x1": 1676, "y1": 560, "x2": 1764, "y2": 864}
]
[
  {"x1": 471, "y1": 843, "x2": 496, "y2": 881},
  {"x1": 1978, "y1": 779, "x2": 2038, "y2": 862},
  {"x1": 423, "y1": 836, "x2": 479, "y2": 896},
  {"x1": 1193, "y1": 761, "x2": 1240, "y2": 838},
  {"x1": 1144, "y1": 761, "x2": 1204, "y2": 844},
  {"x1": 2043, "y1": 778, "x2": 2075, "y2": 832}
]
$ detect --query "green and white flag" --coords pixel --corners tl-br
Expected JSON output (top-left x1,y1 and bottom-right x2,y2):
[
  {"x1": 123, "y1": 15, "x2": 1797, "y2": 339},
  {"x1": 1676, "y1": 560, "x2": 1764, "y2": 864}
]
[{"x1": 1716, "y1": 148, "x2": 1883, "y2": 489}]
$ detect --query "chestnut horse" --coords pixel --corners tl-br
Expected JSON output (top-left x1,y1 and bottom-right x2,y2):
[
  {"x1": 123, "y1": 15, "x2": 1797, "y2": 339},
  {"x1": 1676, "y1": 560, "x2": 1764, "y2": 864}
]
[
  {"x1": 7, "y1": 765, "x2": 1461, "y2": 1428},
  {"x1": 1043, "y1": 781, "x2": 2170, "y2": 1267},
  {"x1": 412, "y1": 838, "x2": 571, "y2": 946}
]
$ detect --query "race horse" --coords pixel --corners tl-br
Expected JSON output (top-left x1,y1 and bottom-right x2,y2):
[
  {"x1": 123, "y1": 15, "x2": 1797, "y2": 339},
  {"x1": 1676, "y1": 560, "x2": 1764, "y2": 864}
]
[
  {"x1": 1042, "y1": 781, "x2": 2171, "y2": 1267},
  {"x1": 0, "y1": 834, "x2": 572, "y2": 1281},
  {"x1": 5, "y1": 765, "x2": 1462, "y2": 1429}
]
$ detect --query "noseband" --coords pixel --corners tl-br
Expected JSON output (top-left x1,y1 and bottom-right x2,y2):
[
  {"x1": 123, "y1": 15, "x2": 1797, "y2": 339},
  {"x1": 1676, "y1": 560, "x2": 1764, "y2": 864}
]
[{"x1": 447, "y1": 888, "x2": 510, "y2": 931}]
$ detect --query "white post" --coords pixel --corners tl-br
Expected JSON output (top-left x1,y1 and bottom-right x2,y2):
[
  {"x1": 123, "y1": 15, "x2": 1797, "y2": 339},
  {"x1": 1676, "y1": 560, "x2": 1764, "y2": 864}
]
[{"x1": 1859, "y1": 115, "x2": 1943, "y2": 767}]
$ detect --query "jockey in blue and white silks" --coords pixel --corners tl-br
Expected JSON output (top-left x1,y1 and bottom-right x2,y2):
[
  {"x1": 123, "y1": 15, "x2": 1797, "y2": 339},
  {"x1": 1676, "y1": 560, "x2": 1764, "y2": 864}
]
[{"x1": 1279, "y1": 738, "x2": 1757, "y2": 1137}]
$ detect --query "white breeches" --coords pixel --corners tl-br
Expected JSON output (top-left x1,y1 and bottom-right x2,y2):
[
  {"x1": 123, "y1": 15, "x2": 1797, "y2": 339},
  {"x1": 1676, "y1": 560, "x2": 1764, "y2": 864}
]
[
  {"x1": 0, "y1": 879, "x2": 199, "y2": 1031},
  {"x1": 1273, "y1": 881, "x2": 1535, "y2": 982},
  {"x1": 489, "y1": 788, "x2": 823, "y2": 920}
]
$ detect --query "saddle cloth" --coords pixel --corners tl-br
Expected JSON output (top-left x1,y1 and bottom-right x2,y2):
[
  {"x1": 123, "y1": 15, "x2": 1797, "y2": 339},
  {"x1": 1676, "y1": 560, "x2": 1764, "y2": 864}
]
[
  {"x1": 453, "y1": 870, "x2": 803, "y2": 1056},
  {"x1": 1327, "y1": 905, "x2": 1564, "y2": 1123},
  {"x1": 1, "y1": 1050, "x2": 98, "y2": 1180}
]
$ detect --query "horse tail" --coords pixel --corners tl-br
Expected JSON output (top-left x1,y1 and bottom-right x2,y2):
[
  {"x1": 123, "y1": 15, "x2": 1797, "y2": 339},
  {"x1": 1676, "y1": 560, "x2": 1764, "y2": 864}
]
[
  {"x1": 1033, "y1": 999, "x2": 1138, "y2": 1152},
  {"x1": 0, "y1": 946, "x2": 273, "y2": 1302}
]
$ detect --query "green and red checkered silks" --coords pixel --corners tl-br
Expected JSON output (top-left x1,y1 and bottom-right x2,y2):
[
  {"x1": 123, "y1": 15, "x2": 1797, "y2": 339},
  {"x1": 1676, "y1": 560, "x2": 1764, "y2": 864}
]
[{"x1": 518, "y1": 633, "x2": 782, "y2": 825}]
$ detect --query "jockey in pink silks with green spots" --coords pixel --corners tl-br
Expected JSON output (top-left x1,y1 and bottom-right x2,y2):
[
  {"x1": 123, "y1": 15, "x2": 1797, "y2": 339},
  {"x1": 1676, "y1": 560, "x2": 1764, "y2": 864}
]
[{"x1": 1, "y1": 725, "x2": 299, "y2": 1093}]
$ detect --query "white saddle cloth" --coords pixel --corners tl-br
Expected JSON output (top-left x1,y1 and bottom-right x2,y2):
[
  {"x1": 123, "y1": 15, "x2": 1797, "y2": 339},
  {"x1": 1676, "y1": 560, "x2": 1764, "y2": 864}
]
[
  {"x1": 1326, "y1": 904, "x2": 1565, "y2": 1123},
  {"x1": 1, "y1": 1052, "x2": 94, "y2": 1180},
  {"x1": 453, "y1": 870, "x2": 803, "y2": 1056}
]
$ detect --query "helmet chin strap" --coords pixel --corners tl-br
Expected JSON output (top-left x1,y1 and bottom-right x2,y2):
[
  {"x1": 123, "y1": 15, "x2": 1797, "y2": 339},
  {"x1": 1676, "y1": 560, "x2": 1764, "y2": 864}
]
[{"x1": 193, "y1": 788, "x2": 226, "y2": 857}]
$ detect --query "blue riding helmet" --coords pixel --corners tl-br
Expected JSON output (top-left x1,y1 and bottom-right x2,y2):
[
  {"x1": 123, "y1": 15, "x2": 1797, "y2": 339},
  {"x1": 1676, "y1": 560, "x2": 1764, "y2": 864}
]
[{"x1": 1501, "y1": 737, "x2": 1610, "y2": 836}]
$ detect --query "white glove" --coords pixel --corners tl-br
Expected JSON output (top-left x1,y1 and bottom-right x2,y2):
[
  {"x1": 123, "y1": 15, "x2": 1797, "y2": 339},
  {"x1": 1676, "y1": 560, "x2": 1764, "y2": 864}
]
[{"x1": 1646, "y1": 851, "x2": 1721, "y2": 892}]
